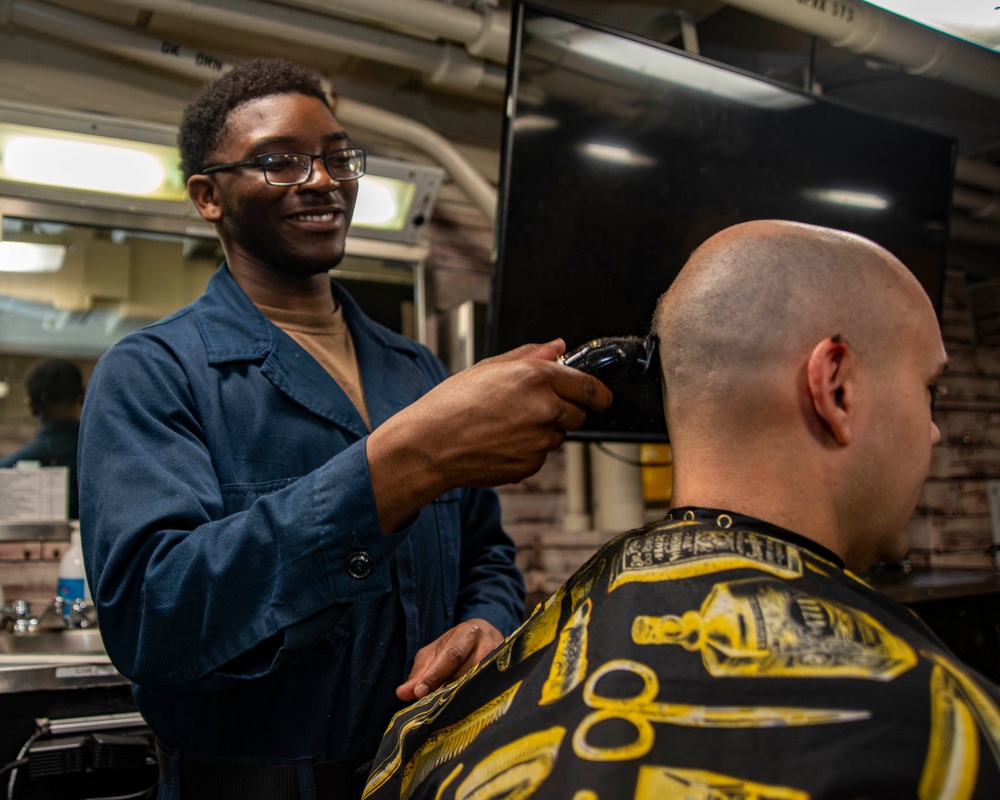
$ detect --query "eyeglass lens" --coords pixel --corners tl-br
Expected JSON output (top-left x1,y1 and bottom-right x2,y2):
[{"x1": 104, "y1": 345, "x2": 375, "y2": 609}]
[{"x1": 260, "y1": 150, "x2": 365, "y2": 185}]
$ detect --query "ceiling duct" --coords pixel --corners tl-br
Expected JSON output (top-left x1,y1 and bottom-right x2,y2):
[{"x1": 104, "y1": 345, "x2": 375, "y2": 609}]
[
  {"x1": 0, "y1": 0, "x2": 498, "y2": 219},
  {"x1": 93, "y1": 0, "x2": 507, "y2": 93},
  {"x1": 279, "y1": 0, "x2": 511, "y2": 64},
  {"x1": 719, "y1": 0, "x2": 1000, "y2": 102}
]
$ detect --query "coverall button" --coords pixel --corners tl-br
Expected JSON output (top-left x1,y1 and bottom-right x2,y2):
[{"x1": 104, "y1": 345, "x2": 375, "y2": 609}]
[{"x1": 346, "y1": 551, "x2": 372, "y2": 579}]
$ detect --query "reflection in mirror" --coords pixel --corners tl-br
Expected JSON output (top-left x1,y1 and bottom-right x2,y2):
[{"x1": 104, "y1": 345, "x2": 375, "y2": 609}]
[
  {"x1": 0, "y1": 217, "x2": 419, "y2": 358},
  {"x1": 0, "y1": 216, "x2": 219, "y2": 359}
]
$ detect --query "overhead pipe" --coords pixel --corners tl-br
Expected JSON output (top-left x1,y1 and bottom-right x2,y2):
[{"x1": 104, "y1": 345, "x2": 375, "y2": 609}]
[
  {"x1": 719, "y1": 0, "x2": 1000, "y2": 103},
  {"x1": 278, "y1": 0, "x2": 511, "y2": 64},
  {"x1": 332, "y1": 96, "x2": 496, "y2": 222},
  {"x1": 96, "y1": 0, "x2": 506, "y2": 93},
  {"x1": 0, "y1": 0, "x2": 498, "y2": 219},
  {"x1": 1, "y1": 0, "x2": 229, "y2": 82}
]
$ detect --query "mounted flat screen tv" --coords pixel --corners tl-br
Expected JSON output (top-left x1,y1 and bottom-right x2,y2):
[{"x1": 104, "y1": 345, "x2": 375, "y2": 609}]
[{"x1": 488, "y1": 1, "x2": 955, "y2": 442}]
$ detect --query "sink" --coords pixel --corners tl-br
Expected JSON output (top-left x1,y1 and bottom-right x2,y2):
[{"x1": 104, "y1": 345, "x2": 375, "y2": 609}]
[
  {"x1": 0, "y1": 629, "x2": 120, "y2": 690},
  {"x1": 0, "y1": 628, "x2": 107, "y2": 656}
]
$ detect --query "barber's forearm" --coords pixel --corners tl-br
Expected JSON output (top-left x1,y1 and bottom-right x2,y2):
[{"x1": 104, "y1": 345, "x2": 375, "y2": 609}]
[{"x1": 367, "y1": 418, "x2": 451, "y2": 534}]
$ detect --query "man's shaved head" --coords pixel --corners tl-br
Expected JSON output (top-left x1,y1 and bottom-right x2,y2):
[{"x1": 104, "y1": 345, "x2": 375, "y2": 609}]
[
  {"x1": 652, "y1": 220, "x2": 945, "y2": 570},
  {"x1": 654, "y1": 219, "x2": 930, "y2": 434}
]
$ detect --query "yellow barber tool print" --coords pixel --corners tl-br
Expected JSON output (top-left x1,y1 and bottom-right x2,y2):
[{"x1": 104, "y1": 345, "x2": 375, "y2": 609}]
[
  {"x1": 454, "y1": 726, "x2": 565, "y2": 799},
  {"x1": 609, "y1": 525, "x2": 804, "y2": 591},
  {"x1": 922, "y1": 650, "x2": 1000, "y2": 769},
  {"x1": 401, "y1": 683, "x2": 523, "y2": 800},
  {"x1": 632, "y1": 577, "x2": 917, "y2": 680},
  {"x1": 572, "y1": 659, "x2": 868, "y2": 762},
  {"x1": 634, "y1": 765, "x2": 809, "y2": 799},
  {"x1": 920, "y1": 663, "x2": 979, "y2": 800},
  {"x1": 540, "y1": 598, "x2": 592, "y2": 705}
]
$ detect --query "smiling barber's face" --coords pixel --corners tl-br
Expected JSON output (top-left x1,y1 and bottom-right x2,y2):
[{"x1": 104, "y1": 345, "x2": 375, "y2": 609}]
[{"x1": 206, "y1": 92, "x2": 359, "y2": 280}]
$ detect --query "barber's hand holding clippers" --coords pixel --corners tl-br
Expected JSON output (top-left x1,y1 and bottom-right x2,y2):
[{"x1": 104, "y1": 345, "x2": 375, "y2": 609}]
[
  {"x1": 367, "y1": 339, "x2": 613, "y2": 534},
  {"x1": 556, "y1": 334, "x2": 658, "y2": 386},
  {"x1": 379, "y1": 334, "x2": 655, "y2": 699}
]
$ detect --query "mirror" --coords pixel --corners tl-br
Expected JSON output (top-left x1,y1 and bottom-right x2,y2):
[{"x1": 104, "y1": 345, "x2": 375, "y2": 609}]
[
  {"x1": 0, "y1": 213, "x2": 425, "y2": 467},
  {"x1": 0, "y1": 215, "x2": 423, "y2": 358}
]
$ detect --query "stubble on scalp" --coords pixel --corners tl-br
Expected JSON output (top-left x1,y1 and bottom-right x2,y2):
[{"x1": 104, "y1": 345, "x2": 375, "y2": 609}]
[{"x1": 652, "y1": 219, "x2": 928, "y2": 436}]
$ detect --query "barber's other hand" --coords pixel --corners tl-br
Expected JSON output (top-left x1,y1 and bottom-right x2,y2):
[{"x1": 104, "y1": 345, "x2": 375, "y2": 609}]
[
  {"x1": 368, "y1": 340, "x2": 612, "y2": 532},
  {"x1": 396, "y1": 618, "x2": 504, "y2": 702}
]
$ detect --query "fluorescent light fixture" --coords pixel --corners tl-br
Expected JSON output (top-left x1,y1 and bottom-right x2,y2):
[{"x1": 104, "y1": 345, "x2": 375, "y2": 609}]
[
  {"x1": 0, "y1": 122, "x2": 186, "y2": 201},
  {"x1": 0, "y1": 241, "x2": 66, "y2": 272},
  {"x1": 537, "y1": 24, "x2": 811, "y2": 110},
  {"x1": 804, "y1": 188, "x2": 890, "y2": 210},
  {"x1": 513, "y1": 115, "x2": 560, "y2": 132},
  {"x1": 0, "y1": 105, "x2": 444, "y2": 245},
  {"x1": 581, "y1": 142, "x2": 656, "y2": 167},
  {"x1": 353, "y1": 174, "x2": 417, "y2": 231}
]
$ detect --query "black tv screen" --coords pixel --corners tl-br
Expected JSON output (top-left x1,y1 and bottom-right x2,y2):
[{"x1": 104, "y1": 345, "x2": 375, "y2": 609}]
[{"x1": 488, "y1": 1, "x2": 955, "y2": 442}]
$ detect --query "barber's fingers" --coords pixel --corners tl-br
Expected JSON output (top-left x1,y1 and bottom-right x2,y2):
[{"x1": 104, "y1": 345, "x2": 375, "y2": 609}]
[
  {"x1": 479, "y1": 344, "x2": 613, "y2": 415},
  {"x1": 484, "y1": 338, "x2": 566, "y2": 364},
  {"x1": 544, "y1": 359, "x2": 613, "y2": 415},
  {"x1": 395, "y1": 619, "x2": 503, "y2": 702}
]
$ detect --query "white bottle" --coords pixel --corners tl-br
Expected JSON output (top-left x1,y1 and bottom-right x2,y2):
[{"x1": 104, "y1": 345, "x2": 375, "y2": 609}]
[{"x1": 57, "y1": 524, "x2": 91, "y2": 614}]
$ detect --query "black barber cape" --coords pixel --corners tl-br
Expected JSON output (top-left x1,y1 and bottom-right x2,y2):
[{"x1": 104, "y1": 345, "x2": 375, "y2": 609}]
[{"x1": 362, "y1": 509, "x2": 1000, "y2": 799}]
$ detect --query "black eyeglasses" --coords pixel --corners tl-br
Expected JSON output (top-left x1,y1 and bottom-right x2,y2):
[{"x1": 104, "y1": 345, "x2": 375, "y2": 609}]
[{"x1": 201, "y1": 148, "x2": 366, "y2": 185}]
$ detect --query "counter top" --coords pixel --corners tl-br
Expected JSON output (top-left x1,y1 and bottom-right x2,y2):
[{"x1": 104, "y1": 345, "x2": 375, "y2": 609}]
[
  {"x1": 868, "y1": 568, "x2": 1000, "y2": 604},
  {"x1": 0, "y1": 627, "x2": 125, "y2": 693}
]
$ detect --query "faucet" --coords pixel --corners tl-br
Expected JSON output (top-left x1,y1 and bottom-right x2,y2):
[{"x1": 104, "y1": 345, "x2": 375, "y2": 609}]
[
  {"x1": 0, "y1": 597, "x2": 98, "y2": 633},
  {"x1": 66, "y1": 599, "x2": 98, "y2": 630},
  {"x1": 1, "y1": 599, "x2": 39, "y2": 633}
]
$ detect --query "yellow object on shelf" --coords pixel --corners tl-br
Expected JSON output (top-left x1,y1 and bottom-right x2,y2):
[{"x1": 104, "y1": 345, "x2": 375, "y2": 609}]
[{"x1": 640, "y1": 443, "x2": 672, "y2": 504}]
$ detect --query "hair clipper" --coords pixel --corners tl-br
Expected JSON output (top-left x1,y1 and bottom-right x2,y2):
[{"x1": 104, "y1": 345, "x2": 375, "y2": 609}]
[{"x1": 558, "y1": 334, "x2": 658, "y2": 385}]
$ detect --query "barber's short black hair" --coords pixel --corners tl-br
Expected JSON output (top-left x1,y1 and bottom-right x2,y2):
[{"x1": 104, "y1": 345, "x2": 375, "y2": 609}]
[
  {"x1": 24, "y1": 359, "x2": 83, "y2": 411},
  {"x1": 178, "y1": 58, "x2": 329, "y2": 181}
]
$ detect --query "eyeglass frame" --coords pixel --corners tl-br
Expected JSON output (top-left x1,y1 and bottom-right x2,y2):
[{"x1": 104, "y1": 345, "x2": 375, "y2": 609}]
[{"x1": 200, "y1": 148, "x2": 367, "y2": 186}]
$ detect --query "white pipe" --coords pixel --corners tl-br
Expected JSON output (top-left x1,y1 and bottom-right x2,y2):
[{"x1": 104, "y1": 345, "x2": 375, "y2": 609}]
[
  {"x1": 720, "y1": 0, "x2": 1000, "y2": 102},
  {"x1": 562, "y1": 441, "x2": 590, "y2": 532},
  {"x1": 590, "y1": 443, "x2": 645, "y2": 532},
  {"x1": 2, "y1": 0, "x2": 228, "y2": 82},
  {"x1": 1, "y1": 0, "x2": 497, "y2": 220},
  {"x1": 96, "y1": 0, "x2": 506, "y2": 93},
  {"x1": 278, "y1": 0, "x2": 512, "y2": 64},
  {"x1": 333, "y1": 96, "x2": 497, "y2": 221}
]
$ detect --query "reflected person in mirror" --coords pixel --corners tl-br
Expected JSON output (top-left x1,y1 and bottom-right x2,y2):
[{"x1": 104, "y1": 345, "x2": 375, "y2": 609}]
[
  {"x1": 0, "y1": 358, "x2": 84, "y2": 519},
  {"x1": 78, "y1": 58, "x2": 610, "y2": 800}
]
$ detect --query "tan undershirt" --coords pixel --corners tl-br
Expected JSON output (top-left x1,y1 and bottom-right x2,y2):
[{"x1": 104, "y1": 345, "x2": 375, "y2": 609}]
[{"x1": 256, "y1": 301, "x2": 371, "y2": 431}]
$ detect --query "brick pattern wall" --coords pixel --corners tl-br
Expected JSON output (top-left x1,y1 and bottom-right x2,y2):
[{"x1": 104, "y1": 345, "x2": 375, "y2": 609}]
[
  {"x1": 907, "y1": 269, "x2": 1000, "y2": 569},
  {"x1": 499, "y1": 448, "x2": 626, "y2": 612}
]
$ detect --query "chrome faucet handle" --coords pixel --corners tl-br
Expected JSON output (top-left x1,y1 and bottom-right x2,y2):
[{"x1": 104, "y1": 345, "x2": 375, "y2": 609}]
[
  {"x1": 67, "y1": 599, "x2": 98, "y2": 629},
  {"x1": 8, "y1": 599, "x2": 37, "y2": 633},
  {"x1": 34, "y1": 597, "x2": 71, "y2": 631}
]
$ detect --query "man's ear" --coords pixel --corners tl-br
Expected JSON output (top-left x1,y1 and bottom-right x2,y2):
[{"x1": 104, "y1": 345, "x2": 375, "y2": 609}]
[
  {"x1": 186, "y1": 175, "x2": 223, "y2": 223},
  {"x1": 806, "y1": 336, "x2": 852, "y2": 447}
]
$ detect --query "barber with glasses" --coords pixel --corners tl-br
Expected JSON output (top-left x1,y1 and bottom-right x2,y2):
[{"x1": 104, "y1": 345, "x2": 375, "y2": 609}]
[{"x1": 77, "y1": 58, "x2": 610, "y2": 800}]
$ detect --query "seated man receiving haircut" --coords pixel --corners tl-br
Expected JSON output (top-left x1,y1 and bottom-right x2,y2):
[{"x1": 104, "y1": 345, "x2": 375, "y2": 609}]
[{"x1": 362, "y1": 220, "x2": 1000, "y2": 799}]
